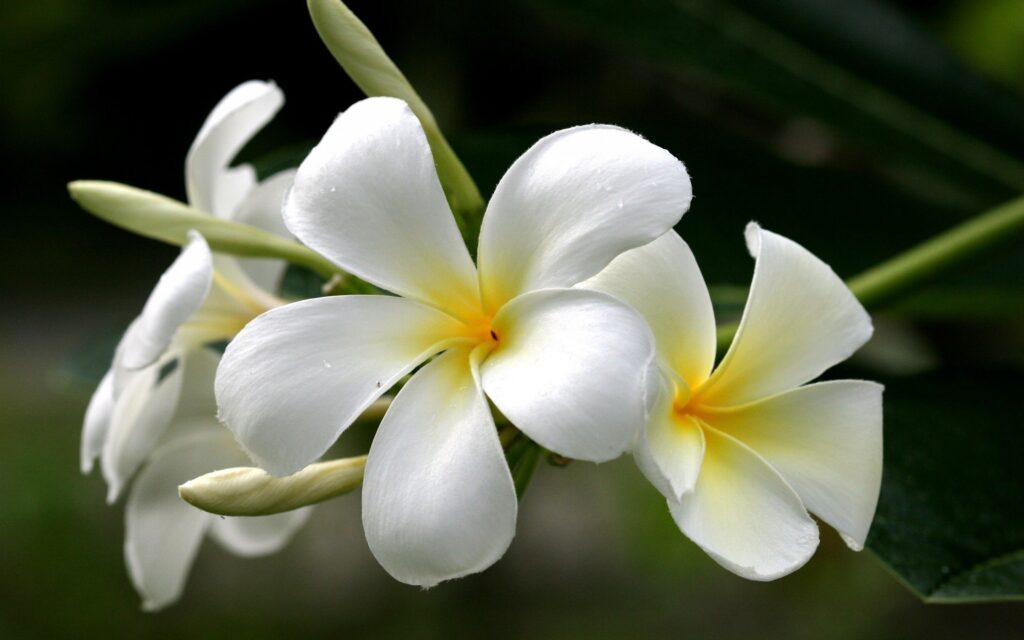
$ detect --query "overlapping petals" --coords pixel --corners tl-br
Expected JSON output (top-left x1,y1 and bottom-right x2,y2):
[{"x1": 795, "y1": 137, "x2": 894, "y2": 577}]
[
  {"x1": 123, "y1": 349, "x2": 311, "y2": 611},
  {"x1": 119, "y1": 232, "x2": 212, "y2": 370},
  {"x1": 585, "y1": 225, "x2": 881, "y2": 579},
  {"x1": 481, "y1": 288, "x2": 657, "y2": 462},
  {"x1": 217, "y1": 95, "x2": 693, "y2": 585},
  {"x1": 126, "y1": 426, "x2": 310, "y2": 612},
  {"x1": 582, "y1": 232, "x2": 716, "y2": 390},
  {"x1": 216, "y1": 295, "x2": 467, "y2": 476},
  {"x1": 82, "y1": 80, "x2": 308, "y2": 610},
  {"x1": 669, "y1": 427, "x2": 820, "y2": 580},
  {"x1": 477, "y1": 125, "x2": 693, "y2": 311},
  {"x1": 700, "y1": 381, "x2": 883, "y2": 549},
  {"x1": 186, "y1": 80, "x2": 284, "y2": 218}
]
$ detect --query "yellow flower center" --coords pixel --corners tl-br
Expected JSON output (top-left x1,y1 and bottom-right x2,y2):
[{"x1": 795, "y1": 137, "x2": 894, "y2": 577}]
[{"x1": 671, "y1": 377, "x2": 713, "y2": 429}]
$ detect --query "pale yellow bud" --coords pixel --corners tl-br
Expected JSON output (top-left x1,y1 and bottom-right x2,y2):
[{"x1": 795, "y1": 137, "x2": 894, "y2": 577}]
[{"x1": 179, "y1": 455, "x2": 367, "y2": 516}]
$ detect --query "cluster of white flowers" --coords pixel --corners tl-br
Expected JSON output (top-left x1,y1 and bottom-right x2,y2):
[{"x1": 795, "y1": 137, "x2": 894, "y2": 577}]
[{"x1": 80, "y1": 71, "x2": 881, "y2": 611}]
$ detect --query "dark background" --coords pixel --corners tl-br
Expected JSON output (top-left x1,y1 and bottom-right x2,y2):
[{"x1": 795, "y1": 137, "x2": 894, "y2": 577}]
[{"x1": 2, "y1": 0, "x2": 1023, "y2": 637}]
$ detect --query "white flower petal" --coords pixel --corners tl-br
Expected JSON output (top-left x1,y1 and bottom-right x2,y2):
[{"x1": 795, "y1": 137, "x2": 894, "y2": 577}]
[
  {"x1": 209, "y1": 509, "x2": 313, "y2": 557},
  {"x1": 633, "y1": 373, "x2": 706, "y2": 501},
  {"x1": 102, "y1": 351, "x2": 185, "y2": 503},
  {"x1": 698, "y1": 224, "x2": 873, "y2": 407},
  {"x1": 582, "y1": 231, "x2": 716, "y2": 389},
  {"x1": 477, "y1": 125, "x2": 692, "y2": 310},
  {"x1": 231, "y1": 169, "x2": 295, "y2": 294},
  {"x1": 124, "y1": 431, "x2": 226, "y2": 612},
  {"x1": 186, "y1": 80, "x2": 284, "y2": 217},
  {"x1": 700, "y1": 380, "x2": 884, "y2": 550},
  {"x1": 362, "y1": 348, "x2": 517, "y2": 587},
  {"x1": 174, "y1": 267, "x2": 264, "y2": 351},
  {"x1": 284, "y1": 97, "x2": 480, "y2": 318},
  {"x1": 216, "y1": 295, "x2": 466, "y2": 476},
  {"x1": 670, "y1": 426, "x2": 819, "y2": 581},
  {"x1": 120, "y1": 232, "x2": 213, "y2": 370},
  {"x1": 167, "y1": 347, "x2": 220, "y2": 423},
  {"x1": 481, "y1": 288, "x2": 656, "y2": 462},
  {"x1": 81, "y1": 370, "x2": 115, "y2": 474}
]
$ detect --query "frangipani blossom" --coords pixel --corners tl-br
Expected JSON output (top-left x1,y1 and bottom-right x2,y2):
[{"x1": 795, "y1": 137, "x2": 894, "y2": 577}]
[
  {"x1": 124, "y1": 348, "x2": 310, "y2": 611},
  {"x1": 80, "y1": 80, "x2": 310, "y2": 609},
  {"x1": 216, "y1": 96, "x2": 693, "y2": 586},
  {"x1": 584, "y1": 226, "x2": 882, "y2": 580},
  {"x1": 82, "y1": 80, "x2": 295, "y2": 499}
]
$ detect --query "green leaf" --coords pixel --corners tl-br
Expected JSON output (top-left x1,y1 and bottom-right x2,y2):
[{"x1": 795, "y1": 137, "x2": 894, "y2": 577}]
[
  {"x1": 866, "y1": 368, "x2": 1024, "y2": 602},
  {"x1": 67, "y1": 180, "x2": 343, "y2": 281}
]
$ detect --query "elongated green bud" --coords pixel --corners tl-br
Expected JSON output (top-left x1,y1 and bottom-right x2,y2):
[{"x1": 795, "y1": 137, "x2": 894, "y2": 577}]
[
  {"x1": 179, "y1": 456, "x2": 367, "y2": 516},
  {"x1": 68, "y1": 180, "x2": 343, "y2": 280},
  {"x1": 307, "y1": 0, "x2": 485, "y2": 233}
]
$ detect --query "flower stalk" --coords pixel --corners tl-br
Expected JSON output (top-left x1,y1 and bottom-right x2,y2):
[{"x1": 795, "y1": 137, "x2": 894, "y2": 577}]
[{"x1": 716, "y1": 193, "x2": 1024, "y2": 350}]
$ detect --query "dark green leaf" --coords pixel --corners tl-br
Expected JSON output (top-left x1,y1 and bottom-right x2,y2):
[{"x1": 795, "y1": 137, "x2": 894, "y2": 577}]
[{"x1": 867, "y1": 368, "x2": 1024, "y2": 602}]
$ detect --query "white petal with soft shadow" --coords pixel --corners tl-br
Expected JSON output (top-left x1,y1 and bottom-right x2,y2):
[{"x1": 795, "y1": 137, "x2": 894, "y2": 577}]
[
  {"x1": 362, "y1": 348, "x2": 517, "y2": 587},
  {"x1": 481, "y1": 288, "x2": 656, "y2": 462},
  {"x1": 284, "y1": 97, "x2": 480, "y2": 319},
  {"x1": 124, "y1": 431, "x2": 224, "y2": 611},
  {"x1": 120, "y1": 232, "x2": 213, "y2": 370},
  {"x1": 231, "y1": 169, "x2": 295, "y2": 294},
  {"x1": 216, "y1": 295, "x2": 466, "y2": 476},
  {"x1": 633, "y1": 373, "x2": 706, "y2": 501},
  {"x1": 698, "y1": 224, "x2": 873, "y2": 407},
  {"x1": 210, "y1": 509, "x2": 313, "y2": 557},
  {"x1": 206, "y1": 430, "x2": 313, "y2": 557},
  {"x1": 583, "y1": 231, "x2": 716, "y2": 388},
  {"x1": 669, "y1": 426, "x2": 819, "y2": 580},
  {"x1": 477, "y1": 125, "x2": 692, "y2": 310},
  {"x1": 81, "y1": 369, "x2": 115, "y2": 474},
  {"x1": 700, "y1": 380, "x2": 883, "y2": 550},
  {"x1": 186, "y1": 80, "x2": 283, "y2": 217},
  {"x1": 102, "y1": 350, "x2": 185, "y2": 503}
]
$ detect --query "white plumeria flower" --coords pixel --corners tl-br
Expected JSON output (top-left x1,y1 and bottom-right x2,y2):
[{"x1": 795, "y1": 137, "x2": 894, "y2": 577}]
[
  {"x1": 216, "y1": 96, "x2": 693, "y2": 586},
  {"x1": 583, "y1": 226, "x2": 883, "y2": 580},
  {"x1": 123, "y1": 348, "x2": 310, "y2": 611},
  {"x1": 81, "y1": 80, "x2": 295, "y2": 500},
  {"x1": 80, "y1": 81, "x2": 311, "y2": 609}
]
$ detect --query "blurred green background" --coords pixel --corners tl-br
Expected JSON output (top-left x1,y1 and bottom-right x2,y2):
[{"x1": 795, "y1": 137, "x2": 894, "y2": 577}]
[{"x1": 2, "y1": 0, "x2": 1023, "y2": 637}]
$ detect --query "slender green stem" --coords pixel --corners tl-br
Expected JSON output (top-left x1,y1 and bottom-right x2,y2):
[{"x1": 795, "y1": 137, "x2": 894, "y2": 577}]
[{"x1": 716, "y1": 193, "x2": 1024, "y2": 351}]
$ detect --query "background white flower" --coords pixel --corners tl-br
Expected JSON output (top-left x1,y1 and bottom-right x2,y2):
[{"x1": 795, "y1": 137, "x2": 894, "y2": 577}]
[
  {"x1": 583, "y1": 225, "x2": 883, "y2": 580},
  {"x1": 80, "y1": 80, "x2": 311, "y2": 609},
  {"x1": 215, "y1": 96, "x2": 693, "y2": 586},
  {"x1": 82, "y1": 80, "x2": 295, "y2": 499},
  {"x1": 122, "y1": 348, "x2": 310, "y2": 612}
]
